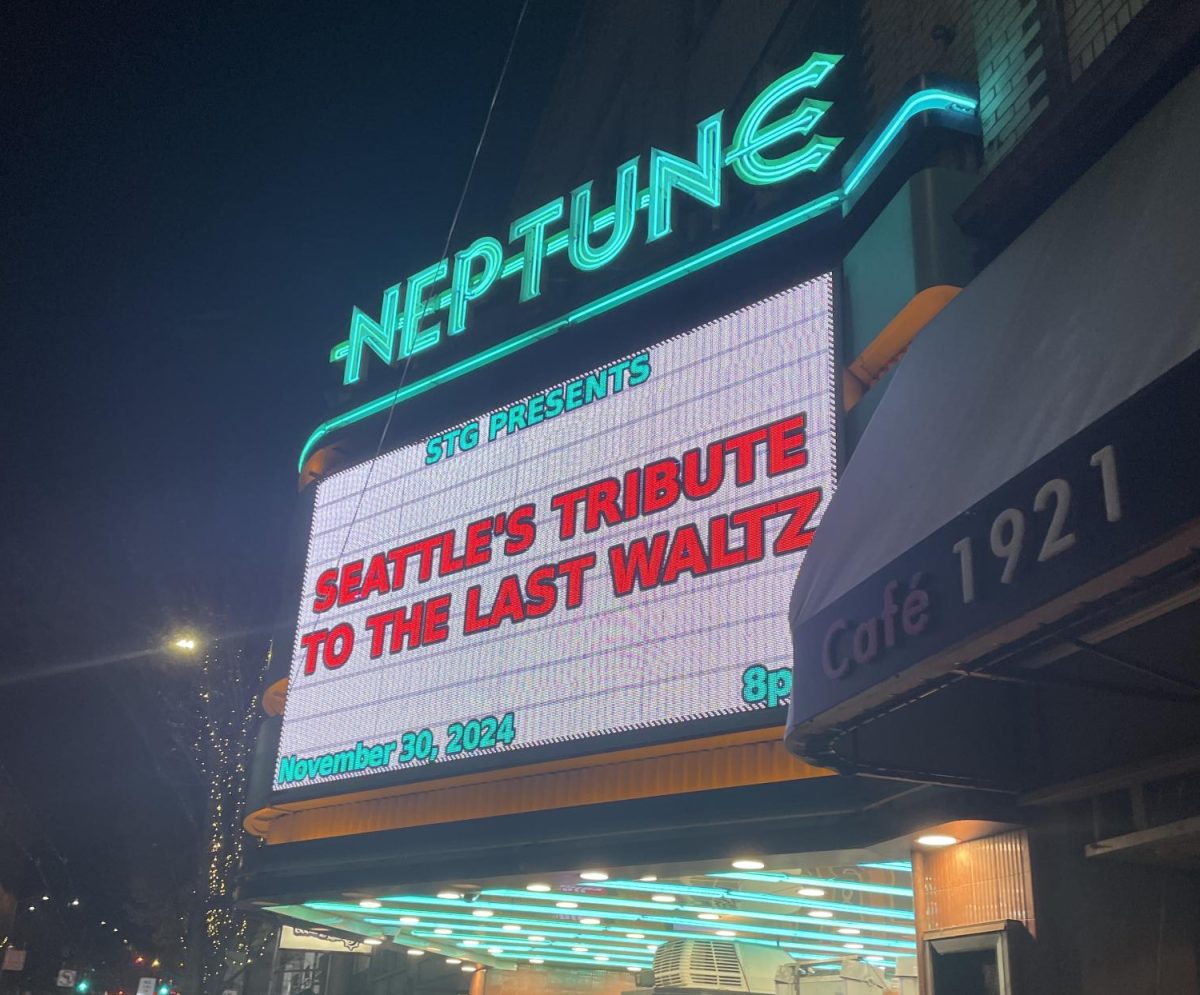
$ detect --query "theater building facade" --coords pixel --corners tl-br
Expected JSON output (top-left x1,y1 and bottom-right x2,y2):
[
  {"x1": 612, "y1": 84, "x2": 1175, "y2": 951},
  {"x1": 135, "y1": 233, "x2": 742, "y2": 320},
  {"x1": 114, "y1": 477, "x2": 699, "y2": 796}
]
[{"x1": 239, "y1": 3, "x2": 1200, "y2": 994}]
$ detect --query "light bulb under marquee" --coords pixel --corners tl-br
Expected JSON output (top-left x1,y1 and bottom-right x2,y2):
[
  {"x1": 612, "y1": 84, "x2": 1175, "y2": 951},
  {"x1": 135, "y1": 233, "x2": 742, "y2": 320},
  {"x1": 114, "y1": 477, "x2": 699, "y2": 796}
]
[
  {"x1": 579, "y1": 872, "x2": 609, "y2": 882},
  {"x1": 915, "y1": 834, "x2": 958, "y2": 847},
  {"x1": 732, "y1": 860, "x2": 765, "y2": 870}
]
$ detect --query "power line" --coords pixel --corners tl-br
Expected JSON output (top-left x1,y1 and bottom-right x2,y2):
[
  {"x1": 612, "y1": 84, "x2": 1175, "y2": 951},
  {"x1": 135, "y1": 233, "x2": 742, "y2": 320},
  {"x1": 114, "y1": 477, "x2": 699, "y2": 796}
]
[{"x1": 333, "y1": 0, "x2": 530, "y2": 559}]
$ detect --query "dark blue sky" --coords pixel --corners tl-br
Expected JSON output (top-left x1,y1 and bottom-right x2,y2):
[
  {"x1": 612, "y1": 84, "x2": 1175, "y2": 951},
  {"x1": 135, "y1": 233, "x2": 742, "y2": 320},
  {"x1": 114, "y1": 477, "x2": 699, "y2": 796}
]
[{"x1": 0, "y1": 0, "x2": 578, "y2": 923}]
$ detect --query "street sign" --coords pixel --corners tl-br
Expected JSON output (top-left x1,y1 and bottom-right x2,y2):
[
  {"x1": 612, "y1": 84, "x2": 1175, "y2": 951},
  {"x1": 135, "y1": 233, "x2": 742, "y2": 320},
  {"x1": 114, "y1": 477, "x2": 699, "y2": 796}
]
[
  {"x1": 56, "y1": 970, "x2": 77, "y2": 987},
  {"x1": 1, "y1": 948, "x2": 26, "y2": 971},
  {"x1": 137, "y1": 977, "x2": 156, "y2": 995}
]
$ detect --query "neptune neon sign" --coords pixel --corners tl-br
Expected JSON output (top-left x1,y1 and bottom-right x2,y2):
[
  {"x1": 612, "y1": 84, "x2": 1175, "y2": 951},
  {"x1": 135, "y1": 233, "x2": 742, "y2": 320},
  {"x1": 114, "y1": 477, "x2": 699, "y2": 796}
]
[{"x1": 303, "y1": 57, "x2": 977, "y2": 470}]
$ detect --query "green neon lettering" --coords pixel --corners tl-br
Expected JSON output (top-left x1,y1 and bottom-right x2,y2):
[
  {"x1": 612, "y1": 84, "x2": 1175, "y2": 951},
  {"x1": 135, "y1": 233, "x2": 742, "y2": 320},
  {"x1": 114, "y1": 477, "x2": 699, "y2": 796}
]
[
  {"x1": 509, "y1": 198, "x2": 564, "y2": 302},
  {"x1": 568, "y1": 156, "x2": 640, "y2": 272},
  {"x1": 728, "y1": 53, "x2": 842, "y2": 185},
  {"x1": 305, "y1": 85, "x2": 980, "y2": 468},
  {"x1": 646, "y1": 111, "x2": 723, "y2": 243},
  {"x1": 449, "y1": 236, "x2": 504, "y2": 335},
  {"x1": 342, "y1": 283, "x2": 401, "y2": 385},
  {"x1": 400, "y1": 259, "x2": 449, "y2": 357},
  {"x1": 300, "y1": 190, "x2": 841, "y2": 469}
]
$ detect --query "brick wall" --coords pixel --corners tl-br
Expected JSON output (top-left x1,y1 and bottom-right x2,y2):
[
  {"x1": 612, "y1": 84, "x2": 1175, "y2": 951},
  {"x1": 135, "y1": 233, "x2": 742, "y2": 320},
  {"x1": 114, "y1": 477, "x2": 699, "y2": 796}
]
[
  {"x1": 1063, "y1": 0, "x2": 1149, "y2": 78},
  {"x1": 971, "y1": 0, "x2": 1050, "y2": 165},
  {"x1": 860, "y1": 0, "x2": 977, "y2": 120}
]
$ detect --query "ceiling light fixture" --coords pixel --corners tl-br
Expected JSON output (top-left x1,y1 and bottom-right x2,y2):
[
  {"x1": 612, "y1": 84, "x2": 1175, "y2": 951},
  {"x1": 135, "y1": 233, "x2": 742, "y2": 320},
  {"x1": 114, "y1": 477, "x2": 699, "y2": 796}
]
[
  {"x1": 406, "y1": 950, "x2": 424, "y2": 957},
  {"x1": 807, "y1": 911, "x2": 834, "y2": 919},
  {"x1": 798, "y1": 887, "x2": 825, "y2": 897},
  {"x1": 844, "y1": 943, "x2": 864, "y2": 950},
  {"x1": 716, "y1": 930, "x2": 737, "y2": 937},
  {"x1": 572, "y1": 947, "x2": 589, "y2": 954},
  {"x1": 915, "y1": 834, "x2": 958, "y2": 847},
  {"x1": 359, "y1": 899, "x2": 383, "y2": 909},
  {"x1": 399, "y1": 916, "x2": 420, "y2": 925},
  {"x1": 651, "y1": 895, "x2": 676, "y2": 903},
  {"x1": 502, "y1": 925, "x2": 522, "y2": 932},
  {"x1": 836, "y1": 928, "x2": 861, "y2": 935},
  {"x1": 626, "y1": 933, "x2": 645, "y2": 940},
  {"x1": 697, "y1": 913, "x2": 721, "y2": 921},
  {"x1": 579, "y1": 871, "x2": 609, "y2": 882},
  {"x1": 555, "y1": 901, "x2": 578, "y2": 909},
  {"x1": 580, "y1": 917, "x2": 601, "y2": 925},
  {"x1": 461, "y1": 965, "x2": 477, "y2": 973},
  {"x1": 446, "y1": 958, "x2": 462, "y2": 965},
  {"x1": 434, "y1": 929, "x2": 454, "y2": 935},
  {"x1": 732, "y1": 859, "x2": 765, "y2": 870},
  {"x1": 364, "y1": 939, "x2": 383, "y2": 946},
  {"x1": 438, "y1": 890, "x2": 463, "y2": 900},
  {"x1": 472, "y1": 909, "x2": 494, "y2": 918},
  {"x1": 487, "y1": 947, "x2": 504, "y2": 955},
  {"x1": 639, "y1": 875, "x2": 657, "y2": 882},
  {"x1": 526, "y1": 884, "x2": 552, "y2": 893},
  {"x1": 529, "y1": 958, "x2": 544, "y2": 964}
]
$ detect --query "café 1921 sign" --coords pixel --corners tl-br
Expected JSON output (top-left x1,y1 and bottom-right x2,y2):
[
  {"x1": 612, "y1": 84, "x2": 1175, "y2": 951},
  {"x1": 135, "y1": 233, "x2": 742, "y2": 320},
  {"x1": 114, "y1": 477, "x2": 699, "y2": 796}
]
[
  {"x1": 299, "y1": 56, "x2": 979, "y2": 469},
  {"x1": 789, "y1": 348, "x2": 1200, "y2": 729}
]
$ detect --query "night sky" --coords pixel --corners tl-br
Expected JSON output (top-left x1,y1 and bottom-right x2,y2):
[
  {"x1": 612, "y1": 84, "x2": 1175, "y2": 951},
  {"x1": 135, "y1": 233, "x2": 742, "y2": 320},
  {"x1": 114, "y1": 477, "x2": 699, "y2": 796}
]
[{"x1": 1, "y1": 0, "x2": 577, "y2": 934}]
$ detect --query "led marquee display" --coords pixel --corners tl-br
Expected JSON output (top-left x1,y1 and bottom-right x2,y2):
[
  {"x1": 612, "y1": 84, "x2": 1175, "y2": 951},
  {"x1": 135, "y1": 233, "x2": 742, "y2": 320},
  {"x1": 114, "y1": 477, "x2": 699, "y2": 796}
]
[{"x1": 276, "y1": 274, "x2": 836, "y2": 789}]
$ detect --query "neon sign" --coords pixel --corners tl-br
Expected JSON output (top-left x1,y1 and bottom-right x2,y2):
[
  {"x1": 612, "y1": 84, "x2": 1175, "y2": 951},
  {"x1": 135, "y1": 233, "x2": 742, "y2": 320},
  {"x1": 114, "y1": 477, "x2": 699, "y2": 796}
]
[{"x1": 303, "y1": 60, "x2": 978, "y2": 470}]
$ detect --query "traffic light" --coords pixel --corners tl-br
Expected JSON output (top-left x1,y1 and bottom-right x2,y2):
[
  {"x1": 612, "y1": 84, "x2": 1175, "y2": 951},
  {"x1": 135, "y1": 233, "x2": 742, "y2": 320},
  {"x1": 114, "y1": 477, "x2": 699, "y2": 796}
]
[
  {"x1": 157, "y1": 985, "x2": 169, "y2": 995},
  {"x1": 75, "y1": 980, "x2": 91, "y2": 993}
]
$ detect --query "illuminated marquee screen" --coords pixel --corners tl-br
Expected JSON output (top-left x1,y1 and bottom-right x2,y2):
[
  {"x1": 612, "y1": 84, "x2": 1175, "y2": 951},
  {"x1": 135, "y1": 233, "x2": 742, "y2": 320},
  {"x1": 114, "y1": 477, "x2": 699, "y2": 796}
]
[{"x1": 276, "y1": 275, "x2": 836, "y2": 789}]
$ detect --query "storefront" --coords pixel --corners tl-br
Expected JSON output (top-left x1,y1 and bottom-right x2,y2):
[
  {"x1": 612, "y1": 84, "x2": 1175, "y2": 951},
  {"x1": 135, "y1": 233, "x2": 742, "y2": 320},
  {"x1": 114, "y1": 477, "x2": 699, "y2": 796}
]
[{"x1": 787, "y1": 60, "x2": 1200, "y2": 995}]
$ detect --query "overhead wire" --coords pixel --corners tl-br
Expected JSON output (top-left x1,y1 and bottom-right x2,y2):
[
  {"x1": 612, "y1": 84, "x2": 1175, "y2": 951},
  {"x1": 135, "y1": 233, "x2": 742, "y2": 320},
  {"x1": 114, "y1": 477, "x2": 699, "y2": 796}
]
[{"x1": 335, "y1": 0, "x2": 531, "y2": 562}]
